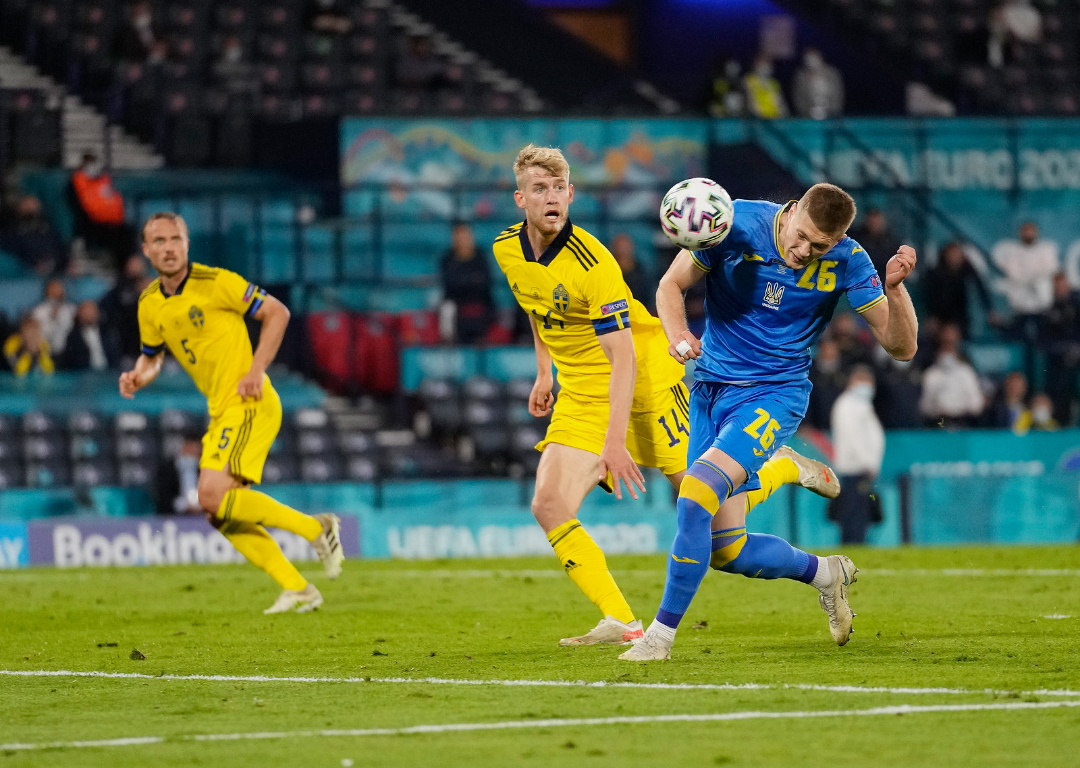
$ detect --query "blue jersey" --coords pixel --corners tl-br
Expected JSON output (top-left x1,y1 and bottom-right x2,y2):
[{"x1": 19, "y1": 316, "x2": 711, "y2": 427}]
[{"x1": 690, "y1": 199, "x2": 885, "y2": 384}]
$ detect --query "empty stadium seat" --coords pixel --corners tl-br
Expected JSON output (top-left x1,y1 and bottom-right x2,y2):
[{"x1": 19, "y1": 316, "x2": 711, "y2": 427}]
[{"x1": 0, "y1": 461, "x2": 24, "y2": 489}]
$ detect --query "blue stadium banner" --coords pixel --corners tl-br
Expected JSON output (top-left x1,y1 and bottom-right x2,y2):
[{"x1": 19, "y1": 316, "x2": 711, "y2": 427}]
[{"x1": 0, "y1": 522, "x2": 29, "y2": 569}]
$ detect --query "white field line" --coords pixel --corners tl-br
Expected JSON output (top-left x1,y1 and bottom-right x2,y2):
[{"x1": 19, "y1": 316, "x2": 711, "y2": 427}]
[
  {"x1": 3, "y1": 700, "x2": 1080, "y2": 752},
  {"x1": 3, "y1": 669, "x2": 1080, "y2": 699}
]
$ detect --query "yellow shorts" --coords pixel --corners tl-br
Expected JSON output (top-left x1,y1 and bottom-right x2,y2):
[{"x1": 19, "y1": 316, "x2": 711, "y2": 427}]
[
  {"x1": 536, "y1": 381, "x2": 690, "y2": 476},
  {"x1": 200, "y1": 385, "x2": 282, "y2": 484}
]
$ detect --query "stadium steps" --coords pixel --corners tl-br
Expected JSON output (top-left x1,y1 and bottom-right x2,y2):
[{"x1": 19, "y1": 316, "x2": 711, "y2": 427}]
[{"x1": 0, "y1": 45, "x2": 163, "y2": 170}]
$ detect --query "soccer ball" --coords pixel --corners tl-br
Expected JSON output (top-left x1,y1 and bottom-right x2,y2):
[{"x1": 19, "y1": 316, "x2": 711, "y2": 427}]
[{"x1": 659, "y1": 177, "x2": 734, "y2": 250}]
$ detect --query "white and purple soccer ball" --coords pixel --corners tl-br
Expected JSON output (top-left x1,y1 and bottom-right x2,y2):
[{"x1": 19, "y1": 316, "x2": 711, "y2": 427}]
[{"x1": 659, "y1": 177, "x2": 734, "y2": 250}]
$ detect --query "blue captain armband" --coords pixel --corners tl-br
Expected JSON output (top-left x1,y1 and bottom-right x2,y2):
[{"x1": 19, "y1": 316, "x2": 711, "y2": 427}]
[
  {"x1": 592, "y1": 310, "x2": 631, "y2": 336},
  {"x1": 141, "y1": 343, "x2": 165, "y2": 356},
  {"x1": 244, "y1": 286, "x2": 268, "y2": 317}
]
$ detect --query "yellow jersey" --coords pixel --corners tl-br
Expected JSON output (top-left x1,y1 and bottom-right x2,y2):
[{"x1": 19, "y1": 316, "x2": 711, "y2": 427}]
[
  {"x1": 492, "y1": 221, "x2": 683, "y2": 401},
  {"x1": 138, "y1": 263, "x2": 271, "y2": 418}
]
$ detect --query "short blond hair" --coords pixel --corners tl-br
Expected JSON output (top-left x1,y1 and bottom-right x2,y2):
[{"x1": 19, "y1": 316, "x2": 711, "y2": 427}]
[
  {"x1": 141, "y1": 211, "x2": 189, "y2": 242},
  {"x1": 798, "y1": 183, "x2": 856, "y2": 236},
  {"x1": 513, "y1": 144, "x2": 570, "y2": 189}
]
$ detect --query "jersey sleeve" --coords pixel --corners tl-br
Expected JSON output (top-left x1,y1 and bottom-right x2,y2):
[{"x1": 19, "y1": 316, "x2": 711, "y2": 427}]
[
  {"x1": 583, "y1": 255, "x2": 632, "y2": 336},
  {"x1": 844, "y1": 243, "x2": 886, "y2": 314},
  {"x1": 688, "y1": 247, "x2": 714, "y2": 272},
  {"x1": 138, "y1": 301, "x2": 165, "y2": 356},
  {"x1": 214, "y1": 268, "x2": 267, "y2": 317}
]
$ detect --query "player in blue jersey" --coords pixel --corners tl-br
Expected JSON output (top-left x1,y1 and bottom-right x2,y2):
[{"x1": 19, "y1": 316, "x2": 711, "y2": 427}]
[{"x1": 621, "y1": 183, "x2": 918, "y2": 660}]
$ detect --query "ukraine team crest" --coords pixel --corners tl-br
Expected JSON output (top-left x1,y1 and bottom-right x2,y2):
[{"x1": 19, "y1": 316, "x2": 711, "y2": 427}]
[{"x1": 553, "y1": 284, "x2": 570, "y2": 312}]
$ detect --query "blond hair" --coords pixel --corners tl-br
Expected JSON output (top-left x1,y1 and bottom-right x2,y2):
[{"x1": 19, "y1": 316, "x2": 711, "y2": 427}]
[
  {"x1": 798, "y1": 183, "x2": 856, "y2": 236},
  {"x1": 513, "y1": 144, "x2": 570, "y2": 189},
  {"x1": 141, "y1": 211, "x2": 189, "y2": 242}
]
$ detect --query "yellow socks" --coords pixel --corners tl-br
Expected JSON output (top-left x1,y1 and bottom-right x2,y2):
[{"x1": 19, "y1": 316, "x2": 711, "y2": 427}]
[
  {"x1": 547, "y1": 519, "x2": 635, "y2": 624},
  {"x1": 218, "y1": 520, "x2": 308, "y2": 592},
  {"x1": 744, "y1": 455, "x2": 800, "y2": 514},
  {"x1": 220, "y1": 488, "x2": 322, "y2": 541}
]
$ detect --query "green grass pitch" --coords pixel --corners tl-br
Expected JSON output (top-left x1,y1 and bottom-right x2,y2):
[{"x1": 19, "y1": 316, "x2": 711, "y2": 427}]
[{"x1": 2, "y1": 545, "x2": 1079, "y2": 767}]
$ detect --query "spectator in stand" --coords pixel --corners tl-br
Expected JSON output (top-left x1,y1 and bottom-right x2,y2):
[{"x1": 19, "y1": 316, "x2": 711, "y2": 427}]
[
  {"x1": 988, "y1": 0, "x2": 1042, "y2": 68},
  {"x1": 69, "y1": 152, "x2": 137, "y2": 271},
  {"x1": 792, "y1": 47, "x2": 844, "y2": 120},
  {"x1": 439, "y1": 223, "x2": 494, "y2": 344},
  {"x1": 924, "y1": 241, "x2": 996, "y2": 339},
  {"x1": 99, "y1": 253, "x2": 151, "y2": 364},
  {"x1": 919, "y1": 322, "x2": 985, "y2": 427},
  {"x1": 707, "y1": 59, "x2": 746, "y2": 117},
  {"x1": 611, "y1": 234, "x2": 652, "y2": 312},
  {"x1": 988, "y1": 370, "x2": 1031, "y2": 433},
  {"x1": 992, "y1": 221, "x2": 1059, "y2": 341},
  {"x1": 0, "y1": 194, "x2": 67, "y2": 275},
  {"x1": 829, "y1": 365, "x2": 885, "y2": 545},
  {"x1": 112, "y1": 0, "x2": 158, "y2": 63},
  {"x1": 743, "y1": 53, "x2": 788, "y2": 119},
  {"x1": 396, "y1": 35, "x2": 447, "y2": 92},
  {"x1": 1030, "y1": 393, "x2": 1059, "y2": 431},
  {"x1": 830, "y1": 311, "x2": 873, "y2": 368},
  {"x1": 806, "y1": 337, "x2": 847, "y2": 431},
  {"x1": 156, "y1": 431, "x2": 203, "y2": 515},
  {"x1": 874, "y1": 351, "x2": 924, "y2": 429},
  {"x1": 58, "y1": 300, "x2": 119, "y2": 372},
  {"x1": 31, "y1": 279, "x2": 77, "y2": 356},
  {"x1": 1040, "y1": 272, "x2": 1080, "y2": 425},
  {"x1": 850, "y1": 209, "x2": 902, "y2": 284},
  {"x1": 3, "y1": 315, "x2": 55, "y2": 377}
]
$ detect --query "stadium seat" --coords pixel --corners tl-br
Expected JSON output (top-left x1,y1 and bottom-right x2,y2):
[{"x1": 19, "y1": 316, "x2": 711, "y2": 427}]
[
  {"x1": 300, "y1": 455, "x2": 344, "y2": 483},
  {"x1": 463, "y1": 375, "x2": 504, "y2": 403},
  {"x1": 115, "y1": 411, "x2": 151, "y2": 433},
  {"x1": 418, "y1": 377, "x2": 463, "y2": 434},
  {"x1": 73, "y1": 459, "x2": 118, "y2": 487},
  {"x1": 116, "y1": 432, "x2": 159, "y2": 462},
  {"x1": 23, "y1": 434, "x2": 66, "y2": 462},
  {"x1": 345, "y1": 455, "x2": 378, "y2": 482},
  {"x1": 26, "y1": 459, "x2": 71, "y2": 488},
  {"x1": 337, "y1": 430, "x2": 376, "y2": 456},
  {"x1": 397, "y1": 310, "x2": 440, "y2": 346},
  {"x1": 0, "y1": 461, "x2": 24, "y2": 489},
  {"x1": 159, "y1": 410, "x2": 202, "y2": 434},
  {"x1": 0, "y1": 439, "x2": 19, "y2": 463},
  {"x1": 297, "y1": 429, "x2": 336, "y2": 457},
  {"x1": 354, "y1": 313, "x2": 401, "y2": 395},
  {"x1": 68, "y1": 410, "x2": 106, "y2": 434},
  {"x1": 261, "y1": 456, "x2": 299, "y2": 485},
  {"x1": 22, "y1": 411, "x2": 61, "y2": 435},
  {"x1": 306, "y1": 311, "x2": 355, "y2": 393},
  {"x1": 119, "y1": 461, "x2": 154, "y2": 487},
  {"x1": 69, "y1": 433, "x2": 114, "y2": 463}
]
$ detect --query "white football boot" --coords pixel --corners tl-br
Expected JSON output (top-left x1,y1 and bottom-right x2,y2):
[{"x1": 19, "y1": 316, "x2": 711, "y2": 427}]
[
  {"x1": 559, "y1": 616, "x2": 644, "y2": 646},
  {"x1": 618, "y1": 626, "x2": 673, "y2": 661},
  {"x1": 775, "y1": 445, "x2": 841, "y2": 499},
  {"x1": 818, "y1": 554, "x2": 858, "y2": 645},
  {"x1": 263, "y1": 583, "x2": 324, "y2": 614},
  {"x1": 312, "y1": 513, "x2": 344, "y2": 580}
]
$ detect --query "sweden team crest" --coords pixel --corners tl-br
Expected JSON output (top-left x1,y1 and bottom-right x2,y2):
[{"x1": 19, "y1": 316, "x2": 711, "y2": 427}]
[
  {"x1": 553, "y1": 284, "x2": 570, "y2": 312},
  {"x1": 189, "y1": 305, "x2": 205, "y2": 328}
]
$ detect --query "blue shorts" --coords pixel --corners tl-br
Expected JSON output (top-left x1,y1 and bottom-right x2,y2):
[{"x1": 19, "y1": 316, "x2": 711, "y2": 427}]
[{"x1": 687, "y1": 379, "x2": 812, "y2": 495}]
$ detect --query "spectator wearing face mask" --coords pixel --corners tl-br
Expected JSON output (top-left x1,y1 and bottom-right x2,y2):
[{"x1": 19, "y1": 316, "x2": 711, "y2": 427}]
[
  {"x1": 1029, "y1": 393, "x2": 1059, "y2": 431},
  {"x1": 743, "y1": 53, "x2": 788, "y2": 119},
  {"x1": 68, "y1": 152, "x2": 137, "y2": 271},
  {"x1": 828, "y1": 365, "x2": 885, "y2": 545},
  {"x1": 792, "y1": 47, "x2": 844, "y2": 120}
]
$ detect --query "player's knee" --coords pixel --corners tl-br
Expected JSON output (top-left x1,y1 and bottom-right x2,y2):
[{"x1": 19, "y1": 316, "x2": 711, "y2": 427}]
[{"x1": 531, "y1": 495, "x2": 570, "y2": 530}]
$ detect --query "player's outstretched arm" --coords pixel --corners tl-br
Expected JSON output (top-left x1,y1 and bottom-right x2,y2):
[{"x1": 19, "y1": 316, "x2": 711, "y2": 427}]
[
  {"x1": 597, "y1": 328, "x2": 646, "y2": 500},
  {"x1": 527, "y1": 315, "x2": 555, "y2": 417},
  {"x1": 238, "y1": 294, "x2": 291, "y2": 401},
  {"x1": 119, "y1": 352, "x2": 164, "y2": 399},
  {"x1": 657, "y1": 249, "x2": 707, "y2": 364},
  {"x1": 862, "y1": 245, "x2": 919, "y2": 361}
]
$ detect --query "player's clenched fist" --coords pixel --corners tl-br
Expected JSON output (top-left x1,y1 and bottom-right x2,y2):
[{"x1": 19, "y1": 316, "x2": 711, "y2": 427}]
[
  {"x1": 885, "y1": 245, "x2": 917, "y2": 289},
  {"x1": 118, "y1": 370, "x2": 142, "y2": 399},
  {"x1": 668, "y1": 331, "x2": 702, "y2": 364},
  {"x1": 528, "y1": 374, "x2": 554, "y2": 417}
]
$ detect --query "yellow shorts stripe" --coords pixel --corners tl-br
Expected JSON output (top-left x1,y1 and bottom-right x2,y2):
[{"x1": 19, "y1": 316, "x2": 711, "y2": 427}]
[{"x1": 228, "y1": 408, "x2": 256, "y2": 478}]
